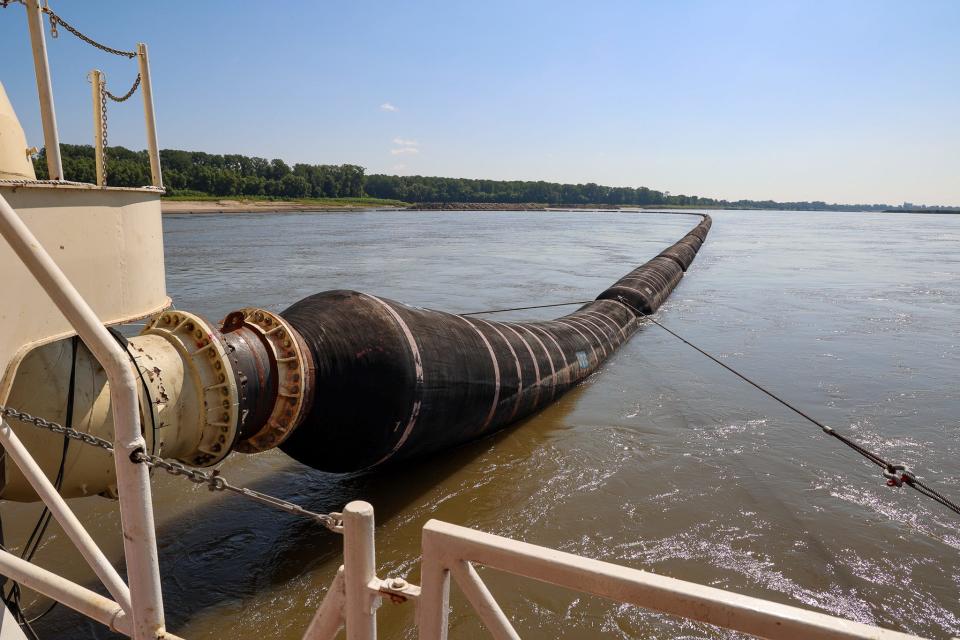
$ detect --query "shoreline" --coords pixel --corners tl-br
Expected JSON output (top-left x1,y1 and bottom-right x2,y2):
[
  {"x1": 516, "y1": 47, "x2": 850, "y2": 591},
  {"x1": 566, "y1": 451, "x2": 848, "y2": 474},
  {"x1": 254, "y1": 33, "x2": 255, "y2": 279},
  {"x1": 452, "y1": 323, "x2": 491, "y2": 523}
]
[
  {"x1": 161, "y1": 199, "x2": 924, "y2": 215},
  {"x1": 161, "y1": 199, "x2": 406, "y2": 214}
]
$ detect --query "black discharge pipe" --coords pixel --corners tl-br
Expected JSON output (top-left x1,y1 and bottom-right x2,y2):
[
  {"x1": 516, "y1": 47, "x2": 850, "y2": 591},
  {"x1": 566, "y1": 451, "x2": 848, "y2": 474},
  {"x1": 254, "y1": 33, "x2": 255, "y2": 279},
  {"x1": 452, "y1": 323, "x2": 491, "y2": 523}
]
[{"x1": 275, "y1": 216, "x2": 711, "y2": 472}]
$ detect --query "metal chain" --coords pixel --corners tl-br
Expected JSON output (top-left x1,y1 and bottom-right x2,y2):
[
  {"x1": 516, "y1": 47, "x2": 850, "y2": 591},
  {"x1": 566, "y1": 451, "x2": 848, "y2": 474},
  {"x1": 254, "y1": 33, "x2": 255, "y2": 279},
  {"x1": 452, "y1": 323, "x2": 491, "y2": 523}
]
[
  {"x1": 103, "y1": 73, "x2": 141, "y2": 102},
  {"x1": 42, "y1": 6, "x2": 137, "y2": 58},
  {"x1": 98, "y1": 79, "x2": 108, "y2": 184},
  {"x1": 1, "y1": 1, "x2": 136, "y2": 59},
  {"x1": 0, "y1": 405, "x2": 344, "y2": 532},
  {"x1": 1, "y1": 406, "x2": 113, "y2": 452}
]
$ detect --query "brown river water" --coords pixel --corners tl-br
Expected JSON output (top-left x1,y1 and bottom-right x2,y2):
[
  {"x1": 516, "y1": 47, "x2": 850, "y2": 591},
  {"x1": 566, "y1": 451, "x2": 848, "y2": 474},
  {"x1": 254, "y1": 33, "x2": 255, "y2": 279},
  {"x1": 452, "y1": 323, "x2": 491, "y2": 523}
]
[{"x1": 7, "y1": 209, "x2": 959, "y2": 638}]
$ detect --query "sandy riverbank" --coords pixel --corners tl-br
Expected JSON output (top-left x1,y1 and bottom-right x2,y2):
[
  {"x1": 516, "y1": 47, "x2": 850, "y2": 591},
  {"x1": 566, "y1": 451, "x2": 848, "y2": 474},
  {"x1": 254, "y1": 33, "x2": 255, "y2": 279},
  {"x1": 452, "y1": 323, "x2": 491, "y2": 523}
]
[
  {"x1": 161, "y1": 199, "x2": 724, "y2": 214},
  {"x1": 161, "y1": 199, "x2": 405, "y2": 214}
]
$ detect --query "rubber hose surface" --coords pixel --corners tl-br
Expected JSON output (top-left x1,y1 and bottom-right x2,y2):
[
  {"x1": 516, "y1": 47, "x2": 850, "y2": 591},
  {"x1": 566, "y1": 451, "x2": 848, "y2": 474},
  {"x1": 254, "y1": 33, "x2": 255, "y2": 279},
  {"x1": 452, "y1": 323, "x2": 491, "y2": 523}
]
[{"x1": 279, "y1": 216, "x2": 711, "y2": 471}]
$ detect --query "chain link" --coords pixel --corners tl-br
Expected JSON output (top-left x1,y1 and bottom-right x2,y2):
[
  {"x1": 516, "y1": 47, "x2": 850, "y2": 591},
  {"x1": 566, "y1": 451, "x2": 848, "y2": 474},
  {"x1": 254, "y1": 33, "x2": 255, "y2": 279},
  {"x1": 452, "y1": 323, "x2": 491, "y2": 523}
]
[{"x1": 0, "y1": 405, "x2": 344, "y2": 532}]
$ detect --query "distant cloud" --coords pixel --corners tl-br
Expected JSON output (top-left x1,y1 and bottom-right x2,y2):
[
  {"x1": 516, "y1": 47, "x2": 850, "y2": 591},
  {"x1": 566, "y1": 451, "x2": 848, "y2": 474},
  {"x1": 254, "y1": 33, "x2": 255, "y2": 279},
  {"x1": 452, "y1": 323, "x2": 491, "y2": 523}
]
[
  {"x1": 390, "y1": 136, "x2": 420, "y2": 156},
  {"x1": 392, "y1": 164, "x2": 407, "y2": 173},
  {"x1": 380, "y1": 102, "x2": 398, "y2": 112}
]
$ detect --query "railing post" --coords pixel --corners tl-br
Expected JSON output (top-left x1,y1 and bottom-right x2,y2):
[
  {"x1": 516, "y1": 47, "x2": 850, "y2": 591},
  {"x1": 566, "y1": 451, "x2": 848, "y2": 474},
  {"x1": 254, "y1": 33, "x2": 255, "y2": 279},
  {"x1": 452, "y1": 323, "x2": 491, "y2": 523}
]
[
  {"x1": 137, "y1": 42, "x2": 163, "y2": 189},
  {"x1": 90, "y1": 69, "x2": 105, "y2": 186},
  {"x1": 343, "y1": 501, "x2": 378, "y2": 640},
  {"x1": 0, "y1": 193, "x2": 167, "y2": 640},
  {"x1": 418, "y1": 524, "x2": 451, "y2": 640},
  {"x1": 24, "y1": 0, "x2": 63, "y2": 180}
]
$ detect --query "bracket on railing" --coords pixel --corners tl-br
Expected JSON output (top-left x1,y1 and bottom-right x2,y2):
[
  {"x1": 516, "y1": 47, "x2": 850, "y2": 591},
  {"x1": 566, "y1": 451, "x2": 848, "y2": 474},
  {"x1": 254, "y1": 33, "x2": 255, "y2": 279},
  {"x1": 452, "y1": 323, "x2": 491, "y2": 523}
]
[{"x1": 300, "y1": 501, "x2": 422, "y2": 640}]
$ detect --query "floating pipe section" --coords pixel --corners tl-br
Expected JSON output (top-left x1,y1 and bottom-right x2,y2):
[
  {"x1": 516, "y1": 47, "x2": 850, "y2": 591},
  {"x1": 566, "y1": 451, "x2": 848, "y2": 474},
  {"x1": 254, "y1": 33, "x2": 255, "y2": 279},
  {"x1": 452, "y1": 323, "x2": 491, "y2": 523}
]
[
  {"x1": 276, "y1": 215, "x2": 712, "y2": 471},
  {"x1": 1, "y1": 215, "x2": 710, "y2": 500}
]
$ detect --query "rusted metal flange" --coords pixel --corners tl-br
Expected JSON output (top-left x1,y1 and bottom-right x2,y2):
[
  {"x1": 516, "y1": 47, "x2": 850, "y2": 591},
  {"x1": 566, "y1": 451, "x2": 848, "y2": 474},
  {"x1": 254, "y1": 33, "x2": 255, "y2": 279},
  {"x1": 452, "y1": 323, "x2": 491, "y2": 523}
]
[
  {"x1": 140, "y1": 310, "x2": 240, "y2": 466},
  {"x1": 225, "y1": 307, "x2": 315, "y2": 453}
]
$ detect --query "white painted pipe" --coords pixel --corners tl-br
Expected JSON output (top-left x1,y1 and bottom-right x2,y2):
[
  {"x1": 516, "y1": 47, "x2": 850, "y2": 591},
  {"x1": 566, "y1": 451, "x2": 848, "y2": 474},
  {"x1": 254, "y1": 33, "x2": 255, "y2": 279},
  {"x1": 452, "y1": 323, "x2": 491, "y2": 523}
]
[
  {"x1": 449, "y1": 561, "x2": 518, "y2": 640},
  {"x1": 0, "y1": 548, "x2": 131, "y2": 636},
  {"x1": 137, "y1": 43, "x2": 162, "y2": 189},
  {"x1": 417, "y1": 538, "x2": 451, "y2": 640},
  {"x1": 1, "y1": 601, "x2": 30, "y2": 640},
  {"x1": 24, "y1": 0, "x2": 62, "y2": 180},
  {"x1": 0, "y1": 419, "x2": 132, "y2": 613},
  {"x1": 302, "y1": 567, "x2": 346, "y2": 640},
  {"x1": 0, "y1": 192, "x2": 166, "y2": 640},
  {"x1": 343, "y1": 501, "x2": 378, "y2": 640},
  {"x1": 90, "y1": 69, "x2": 105, "y2": 186}
]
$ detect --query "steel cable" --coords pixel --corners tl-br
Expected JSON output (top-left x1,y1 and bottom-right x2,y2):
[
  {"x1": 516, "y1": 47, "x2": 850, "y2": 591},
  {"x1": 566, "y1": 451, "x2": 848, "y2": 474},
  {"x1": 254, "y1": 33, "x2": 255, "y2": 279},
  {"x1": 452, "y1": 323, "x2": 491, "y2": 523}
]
[
  {"x1": 608, "y1": 296, "x2": 960, "y2": 518},
  {"x1": 461, "y1": 300, "x2": 593, "y2": 316}
]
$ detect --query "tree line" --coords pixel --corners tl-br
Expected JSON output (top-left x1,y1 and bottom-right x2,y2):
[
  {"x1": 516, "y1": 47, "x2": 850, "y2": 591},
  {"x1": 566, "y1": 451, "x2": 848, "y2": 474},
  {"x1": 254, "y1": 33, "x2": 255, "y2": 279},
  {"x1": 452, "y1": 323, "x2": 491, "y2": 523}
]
[
  {"x1": 35, "y1": 144, "x2": 365, "y2": 198},
  {"x1": 363, "y1": 175, "x2": 892, "y2": 210},
  {"x1": 365, "y1": 174, "x2": 717, "y2": 207},
  {"x1": 35, "y1": 144, "x2": 895, "y2": 211}
]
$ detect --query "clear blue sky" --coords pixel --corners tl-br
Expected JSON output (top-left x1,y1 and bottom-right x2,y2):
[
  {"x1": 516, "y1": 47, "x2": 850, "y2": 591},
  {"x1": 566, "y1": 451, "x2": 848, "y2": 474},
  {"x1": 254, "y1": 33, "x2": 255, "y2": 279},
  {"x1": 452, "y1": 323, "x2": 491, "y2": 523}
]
[{"x1": 2, "y1": 1, "x2": 958, "y2": 205}]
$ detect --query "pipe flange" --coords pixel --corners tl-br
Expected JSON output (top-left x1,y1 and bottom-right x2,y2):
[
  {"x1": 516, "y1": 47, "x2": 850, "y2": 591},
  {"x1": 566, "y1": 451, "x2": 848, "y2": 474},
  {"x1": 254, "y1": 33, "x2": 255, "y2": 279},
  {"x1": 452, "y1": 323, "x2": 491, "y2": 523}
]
[
  {"x1": 140, "y1": 310, "x2": 240, "y2": 466},
  {"x1": 230, "y1": 308, "x2": 314, "y2": 453}
]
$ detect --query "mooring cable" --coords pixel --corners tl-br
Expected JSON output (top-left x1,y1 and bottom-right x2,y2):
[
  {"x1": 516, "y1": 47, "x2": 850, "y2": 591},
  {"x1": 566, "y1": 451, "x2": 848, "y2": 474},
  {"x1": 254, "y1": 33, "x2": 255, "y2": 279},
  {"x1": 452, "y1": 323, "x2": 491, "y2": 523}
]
[
  {"x1": 607, "y1": 297, "x2": 960, "y2": 518},
  {"x1": 462, "y1": 300, "x2": 593, "y2": 316}
]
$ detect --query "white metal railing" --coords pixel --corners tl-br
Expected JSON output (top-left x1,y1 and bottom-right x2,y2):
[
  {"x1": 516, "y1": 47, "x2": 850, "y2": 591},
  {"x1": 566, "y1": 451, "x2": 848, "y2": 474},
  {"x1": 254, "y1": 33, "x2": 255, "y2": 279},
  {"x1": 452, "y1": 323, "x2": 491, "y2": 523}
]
[
  {"x1": 24, "y1": 0, "x2": 62, "y2": 181},
  {"x1": 303, "y1": 501, "x2": 929, "y2": 640},
  {"x1": 136, "y1": 42, "x2": 163, "y2": 189},
  {"x1": 22, "y1": 0, "x2": 162, "y2": 188},
  {"x1": 87, "y1": 42, "x2": 163, "y2": 188},
  {"x1": 416, "y1": 519, "x2": 925, "y2": 640},
  {"x1": 0, "y1": 192, "x2": 171, "y2": 639}
]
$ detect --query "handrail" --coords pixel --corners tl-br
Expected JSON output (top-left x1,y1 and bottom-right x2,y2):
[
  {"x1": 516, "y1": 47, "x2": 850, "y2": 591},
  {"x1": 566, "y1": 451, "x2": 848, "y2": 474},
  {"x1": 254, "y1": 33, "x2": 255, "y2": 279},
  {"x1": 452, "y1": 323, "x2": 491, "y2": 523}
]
[
  {"x1": 89, "y1": 43, "x2": 163, "y2": 188},
  {"x1": 16, "y1": 0, "x2": 163, "y2": 188},
  {"x1": 302, "y1": 501, "x2": 929, "y2": 640},
  {"x1": 0, "y1": 192, "x2": 166, "y2": 639},
  {"x1": 418, "y1": 519, "x2": 926, "y2": 640}
]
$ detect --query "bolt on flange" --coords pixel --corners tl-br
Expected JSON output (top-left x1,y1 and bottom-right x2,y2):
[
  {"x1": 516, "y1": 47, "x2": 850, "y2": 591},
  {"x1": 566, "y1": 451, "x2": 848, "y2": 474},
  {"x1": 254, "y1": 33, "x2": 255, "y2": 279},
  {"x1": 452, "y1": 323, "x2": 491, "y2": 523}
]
[{"x1": 140, "y1": 310, "x2": 241, "y2": 466}]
